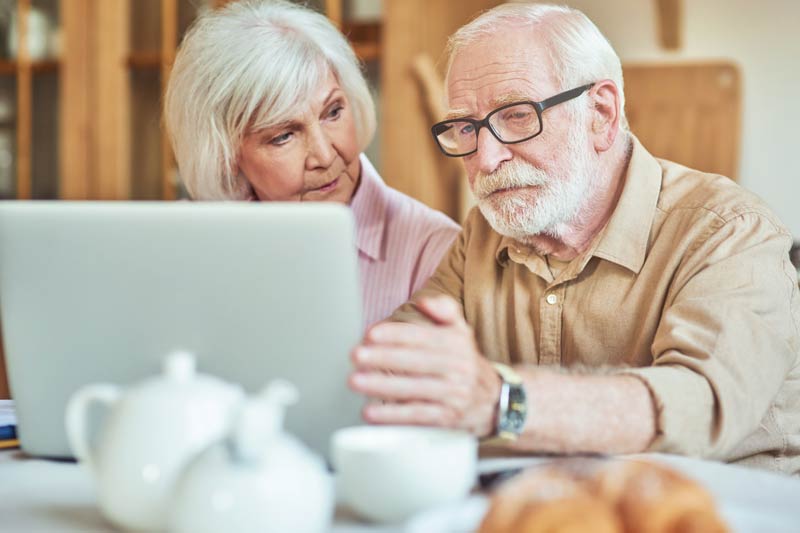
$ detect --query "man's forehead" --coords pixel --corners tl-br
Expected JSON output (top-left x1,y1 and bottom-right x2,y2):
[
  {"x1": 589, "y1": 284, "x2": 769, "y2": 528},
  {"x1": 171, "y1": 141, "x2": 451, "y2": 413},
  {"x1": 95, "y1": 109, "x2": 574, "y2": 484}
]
[
  {"x1": 445, "y1": 30, "x2": 556, "y2": 117},
  {"x1": 445, "y1": 89, "x2": 540, "y2": 120},
  {"x1": 445, "y1": 63, "x2": 555, "y2": 118}
]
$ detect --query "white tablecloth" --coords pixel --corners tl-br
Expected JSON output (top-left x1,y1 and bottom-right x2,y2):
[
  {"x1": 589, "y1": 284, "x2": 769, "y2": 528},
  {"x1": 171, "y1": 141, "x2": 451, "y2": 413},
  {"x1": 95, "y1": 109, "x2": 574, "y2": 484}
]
[{"x1": 1, "y1": 449, "x2": 798, "y2": 532}]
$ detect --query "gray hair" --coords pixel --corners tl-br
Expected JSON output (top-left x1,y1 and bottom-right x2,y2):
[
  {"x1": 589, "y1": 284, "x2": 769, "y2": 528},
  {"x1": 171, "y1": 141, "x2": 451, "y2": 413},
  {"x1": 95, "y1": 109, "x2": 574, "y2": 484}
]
[
  {"x1": 445, "y1": 3, "x2": 627, "y2": 128},
  {"x1": 164, "y1": 0, "x2": 376, "y2": 200}
]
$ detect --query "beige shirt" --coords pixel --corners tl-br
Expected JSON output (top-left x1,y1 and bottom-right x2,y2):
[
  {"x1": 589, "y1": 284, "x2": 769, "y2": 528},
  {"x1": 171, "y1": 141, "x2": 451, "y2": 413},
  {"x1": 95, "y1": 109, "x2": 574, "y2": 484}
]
[{"x1": 393, "y1": 137, "x2": 800, "y2": 475}]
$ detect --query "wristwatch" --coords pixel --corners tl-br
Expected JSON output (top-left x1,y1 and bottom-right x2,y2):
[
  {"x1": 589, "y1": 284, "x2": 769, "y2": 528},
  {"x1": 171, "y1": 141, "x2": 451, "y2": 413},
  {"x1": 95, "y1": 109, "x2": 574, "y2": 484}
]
[{"x1": 483, "y1": 362, "x2": 527, "y2": 443}]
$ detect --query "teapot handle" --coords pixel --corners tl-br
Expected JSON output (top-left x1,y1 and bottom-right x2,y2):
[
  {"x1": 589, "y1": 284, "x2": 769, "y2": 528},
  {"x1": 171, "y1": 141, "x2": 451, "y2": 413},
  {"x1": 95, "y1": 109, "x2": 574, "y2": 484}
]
[{"x1": 65, "y1": 384, "x2": 121, "y2": 468}]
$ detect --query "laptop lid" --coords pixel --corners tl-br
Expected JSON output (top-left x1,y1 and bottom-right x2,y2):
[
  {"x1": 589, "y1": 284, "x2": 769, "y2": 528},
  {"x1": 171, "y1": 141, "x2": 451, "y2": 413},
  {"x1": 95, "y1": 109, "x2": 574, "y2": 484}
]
[{"x1": 0, "y1": 201, "x2": 363, "y2": 459}]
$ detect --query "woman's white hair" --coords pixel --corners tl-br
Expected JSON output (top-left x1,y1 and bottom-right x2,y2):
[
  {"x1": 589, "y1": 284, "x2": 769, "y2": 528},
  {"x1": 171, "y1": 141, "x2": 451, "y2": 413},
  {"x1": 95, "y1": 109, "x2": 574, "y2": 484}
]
[
  {"x1": 445, "y1": 3, "x2": 628, "y2": 129},
  {"x1": 164, "y1": 0, "x2": 376, "y2": 200}
]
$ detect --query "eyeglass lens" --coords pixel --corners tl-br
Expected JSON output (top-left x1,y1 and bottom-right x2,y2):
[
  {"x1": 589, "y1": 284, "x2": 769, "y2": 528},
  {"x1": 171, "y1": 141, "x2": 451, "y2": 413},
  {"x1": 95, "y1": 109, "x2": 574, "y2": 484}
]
[{"x1": 434, "y1": 103, "x2": 540, "y2": 156}]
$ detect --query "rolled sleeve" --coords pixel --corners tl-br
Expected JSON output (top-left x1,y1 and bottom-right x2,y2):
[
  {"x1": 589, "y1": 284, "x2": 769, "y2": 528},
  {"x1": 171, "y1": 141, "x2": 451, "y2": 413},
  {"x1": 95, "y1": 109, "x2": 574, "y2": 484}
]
[
  {"x1": 618, "y1": 364, "x2": 714, "y2": 455},
  {"x1": 619, "y1": 212, "x2": 799, "y2": 459}
]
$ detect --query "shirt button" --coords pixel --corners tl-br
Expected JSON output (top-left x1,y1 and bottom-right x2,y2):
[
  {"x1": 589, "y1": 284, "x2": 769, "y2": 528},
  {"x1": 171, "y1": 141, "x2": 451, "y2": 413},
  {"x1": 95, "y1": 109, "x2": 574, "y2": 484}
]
[{"x1": 546, "y1": 294, "x2": 558, "y2": 305}]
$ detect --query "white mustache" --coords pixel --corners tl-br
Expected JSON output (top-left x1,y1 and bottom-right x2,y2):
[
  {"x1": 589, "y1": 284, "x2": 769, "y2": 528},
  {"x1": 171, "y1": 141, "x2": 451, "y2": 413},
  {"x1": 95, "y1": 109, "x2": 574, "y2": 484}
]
[{"x1": 473, "y1": 160, "x2": 548, "y2": 200}]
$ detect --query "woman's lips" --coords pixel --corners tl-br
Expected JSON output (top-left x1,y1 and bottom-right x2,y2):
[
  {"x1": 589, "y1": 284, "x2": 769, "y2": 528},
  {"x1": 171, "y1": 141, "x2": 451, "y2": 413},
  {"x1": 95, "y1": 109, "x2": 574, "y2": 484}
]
[{"x1": 312, "y1": 176, "x2": 340, "y2": 193}]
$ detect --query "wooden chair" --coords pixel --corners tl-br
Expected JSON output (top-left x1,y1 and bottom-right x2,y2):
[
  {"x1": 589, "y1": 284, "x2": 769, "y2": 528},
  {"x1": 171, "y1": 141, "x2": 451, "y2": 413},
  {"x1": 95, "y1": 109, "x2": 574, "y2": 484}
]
[{"x1": 411, "y1": 54, "x2": 475, "y2": 222}]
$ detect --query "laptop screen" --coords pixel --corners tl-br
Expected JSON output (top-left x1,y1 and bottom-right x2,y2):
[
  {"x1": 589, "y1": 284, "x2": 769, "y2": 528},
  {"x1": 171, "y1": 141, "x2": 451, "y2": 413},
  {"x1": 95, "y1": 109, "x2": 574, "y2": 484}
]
[{"x1": 0, "y1": 201, "x2": 363, "y2": 459}]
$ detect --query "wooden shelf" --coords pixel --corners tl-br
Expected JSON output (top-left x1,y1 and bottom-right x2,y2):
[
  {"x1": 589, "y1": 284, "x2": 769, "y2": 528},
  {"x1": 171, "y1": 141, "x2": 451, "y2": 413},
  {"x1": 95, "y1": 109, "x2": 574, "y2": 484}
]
[
  {"x1": 127, "y1": 51, "x2": 161, "y2": 70},
  {"x1": 0, "y1": 59, "x2": 60, "y2": 75},
  {"x1": 128, "y1": 20, "x2": 383, "y2": 68},
  {"x1": 344, "y1": 21, "x2": 381, "y2": 62},
  {"x1": 352, "y1": 41, "x2": 380, "y2": 62}
]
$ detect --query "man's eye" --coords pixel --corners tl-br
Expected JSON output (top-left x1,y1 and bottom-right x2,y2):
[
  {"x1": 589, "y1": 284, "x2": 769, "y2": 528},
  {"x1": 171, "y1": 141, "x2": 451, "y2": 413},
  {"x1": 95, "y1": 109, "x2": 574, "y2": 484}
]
[
  {"x1": 459, "y1": 123, "x2": 475, "y2": 136},
  {"x1": 505, "y1": 110, "x2": 533, "y2": 121},
  {"x1": 270, "y1": 132, "x2": 293, "y2": 145}
]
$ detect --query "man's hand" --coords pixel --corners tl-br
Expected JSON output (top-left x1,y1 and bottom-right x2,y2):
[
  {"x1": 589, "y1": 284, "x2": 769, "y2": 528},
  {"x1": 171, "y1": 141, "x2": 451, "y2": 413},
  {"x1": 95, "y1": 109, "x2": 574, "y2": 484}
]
[{"x1": 348, "y1": 295, "x2": 502, "y2": 437}]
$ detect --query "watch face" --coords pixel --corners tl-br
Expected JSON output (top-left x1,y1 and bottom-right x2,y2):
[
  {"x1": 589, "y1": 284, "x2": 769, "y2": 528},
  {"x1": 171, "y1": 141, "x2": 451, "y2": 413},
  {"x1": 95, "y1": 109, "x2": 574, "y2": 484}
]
[{"x1": 501, "y1": 385, "x2": 527, "y2": 434}]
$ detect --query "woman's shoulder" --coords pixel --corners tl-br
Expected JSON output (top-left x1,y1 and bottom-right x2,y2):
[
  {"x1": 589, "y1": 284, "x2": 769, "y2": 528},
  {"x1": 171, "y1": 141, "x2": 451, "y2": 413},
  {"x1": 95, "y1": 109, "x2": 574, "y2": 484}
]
[{"x1": 381, "y1": 183, "x2": 460, "y2": 235}]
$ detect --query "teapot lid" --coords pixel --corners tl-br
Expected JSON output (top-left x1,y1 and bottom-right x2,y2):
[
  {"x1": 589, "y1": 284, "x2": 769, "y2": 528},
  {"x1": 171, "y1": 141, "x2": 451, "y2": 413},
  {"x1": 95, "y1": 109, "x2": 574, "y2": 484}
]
[
  {"x1": 231, "y1": 380, "x2": 298, "y2": 464},
  {"x1": 124, "y1": 350, "x2": 242, "y2": 412},
  {"x1": 164, "y1": 350, "x2": 197, "y2": 381}
]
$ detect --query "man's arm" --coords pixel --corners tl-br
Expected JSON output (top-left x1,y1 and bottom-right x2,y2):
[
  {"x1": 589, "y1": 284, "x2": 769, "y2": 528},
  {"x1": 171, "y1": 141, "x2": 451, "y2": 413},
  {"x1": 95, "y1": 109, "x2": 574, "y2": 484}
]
[
  {"x1": 511, "y1": 367, "x2": 655, "y2": 454},
  {"x1": 350, "y1": 295, "x2": 657, "y2": 454}
]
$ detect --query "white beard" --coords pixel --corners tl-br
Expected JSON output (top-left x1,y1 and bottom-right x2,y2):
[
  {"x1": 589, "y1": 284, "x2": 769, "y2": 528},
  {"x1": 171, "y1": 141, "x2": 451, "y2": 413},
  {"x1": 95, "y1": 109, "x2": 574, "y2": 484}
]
[{"x1": 471, "y1": 125, "x2": 597, "y2": 242}]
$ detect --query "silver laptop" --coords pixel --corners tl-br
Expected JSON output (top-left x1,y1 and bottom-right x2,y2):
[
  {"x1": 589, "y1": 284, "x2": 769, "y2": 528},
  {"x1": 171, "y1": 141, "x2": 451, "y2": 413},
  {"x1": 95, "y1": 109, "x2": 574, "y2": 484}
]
[{"x1": 0, "y1": 201, "x2": 364, "y2": 459}]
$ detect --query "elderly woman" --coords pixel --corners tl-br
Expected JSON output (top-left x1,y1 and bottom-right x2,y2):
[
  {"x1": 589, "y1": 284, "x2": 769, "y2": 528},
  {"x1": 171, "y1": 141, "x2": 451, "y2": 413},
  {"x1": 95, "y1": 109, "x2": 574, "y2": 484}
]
[{"x1": 164, "y1": 0, "x2": 459, "y2": 329}]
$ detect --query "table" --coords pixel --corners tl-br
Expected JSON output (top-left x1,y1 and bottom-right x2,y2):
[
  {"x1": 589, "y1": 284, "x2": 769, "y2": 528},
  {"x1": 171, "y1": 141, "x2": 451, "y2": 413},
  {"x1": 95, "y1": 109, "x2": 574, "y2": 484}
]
[{"x1": 1, "y1": 449, "x2": 798, "y2": 532}]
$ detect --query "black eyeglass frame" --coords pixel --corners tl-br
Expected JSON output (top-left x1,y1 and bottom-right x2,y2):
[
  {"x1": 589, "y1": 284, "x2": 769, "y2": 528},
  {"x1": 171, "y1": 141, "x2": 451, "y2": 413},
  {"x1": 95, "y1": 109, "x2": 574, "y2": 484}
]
[{"x1": 430, "y1": 82, "x2": 596, "y2": 157}]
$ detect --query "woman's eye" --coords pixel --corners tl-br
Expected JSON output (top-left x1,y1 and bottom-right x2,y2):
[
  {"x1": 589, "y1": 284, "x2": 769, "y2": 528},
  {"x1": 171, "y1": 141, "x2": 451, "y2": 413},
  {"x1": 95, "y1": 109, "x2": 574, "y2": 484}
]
[
  {"x1": 327, "y1": 105, "x2": 344, "y2": 120},
  {"x1": 270, "y1": 132, "x2": 293, "y2": 146}
]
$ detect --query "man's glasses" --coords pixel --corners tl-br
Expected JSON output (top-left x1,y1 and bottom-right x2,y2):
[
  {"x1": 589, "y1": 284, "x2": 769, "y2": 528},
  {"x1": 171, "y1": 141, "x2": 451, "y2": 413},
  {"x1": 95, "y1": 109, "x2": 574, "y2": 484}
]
[{"x1": 430, "y1": 83, "x2": 595, "y2": 157}]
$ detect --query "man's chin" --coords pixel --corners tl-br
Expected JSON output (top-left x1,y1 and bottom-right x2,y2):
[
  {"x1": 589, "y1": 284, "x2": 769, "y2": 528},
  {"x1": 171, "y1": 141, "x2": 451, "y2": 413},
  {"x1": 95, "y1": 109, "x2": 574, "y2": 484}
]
[{"x1": 477, "y1": 201, "x2": 548, "y2": 241}]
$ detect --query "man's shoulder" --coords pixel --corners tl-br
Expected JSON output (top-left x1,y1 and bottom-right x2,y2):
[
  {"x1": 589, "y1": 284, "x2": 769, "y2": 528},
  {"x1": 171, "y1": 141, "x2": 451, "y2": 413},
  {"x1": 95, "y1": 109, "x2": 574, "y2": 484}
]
[{"x1": 656, "y1": 159, "x2": 785, "y2": 230}]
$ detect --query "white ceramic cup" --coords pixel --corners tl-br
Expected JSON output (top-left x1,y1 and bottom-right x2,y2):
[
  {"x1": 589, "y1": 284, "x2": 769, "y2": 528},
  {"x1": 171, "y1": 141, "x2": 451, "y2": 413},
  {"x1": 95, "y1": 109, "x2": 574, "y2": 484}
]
[{"x1": 331, "y1": 426, "x2": 478, "y2": 523}]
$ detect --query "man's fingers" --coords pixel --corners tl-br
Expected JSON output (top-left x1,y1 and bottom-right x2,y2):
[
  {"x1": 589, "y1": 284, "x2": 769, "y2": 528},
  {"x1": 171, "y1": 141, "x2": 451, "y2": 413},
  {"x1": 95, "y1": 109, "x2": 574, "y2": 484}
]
[
  {"x1": 348, "y1": 372, "x2": 450, "y2": 402},
  {"x1": 361, "y1": 401, "x2": 459, "y2": 428},
  {"x1": 364, "y1": 321, "x2": 460, "y2": 349},
  {"x1": 413, "y1": 295, "x2": 466, "y2": 327},
  {"x1": 351, "y1": 345, "x2": 460, "y2": 377}
]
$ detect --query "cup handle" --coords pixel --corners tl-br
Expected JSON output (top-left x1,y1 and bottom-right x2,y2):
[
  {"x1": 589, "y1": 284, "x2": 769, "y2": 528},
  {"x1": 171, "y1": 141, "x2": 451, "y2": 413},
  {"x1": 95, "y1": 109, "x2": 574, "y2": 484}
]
[{"x1": 65, "y1": 384, "x2": 120, "y2": 469}]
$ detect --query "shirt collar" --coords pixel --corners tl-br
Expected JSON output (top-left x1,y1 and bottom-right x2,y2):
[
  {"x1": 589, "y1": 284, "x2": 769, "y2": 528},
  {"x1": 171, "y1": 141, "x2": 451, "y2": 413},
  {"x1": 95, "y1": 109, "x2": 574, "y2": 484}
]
[
  {"x1": 350, "y1": 154, "x2": 387, "y2": 261},
  {"x1": 495, "y1": 136, "x2": 662, "y2": 274},
  {"x1": 590, "y1": 136, "x2": 661, "y2": 274}
]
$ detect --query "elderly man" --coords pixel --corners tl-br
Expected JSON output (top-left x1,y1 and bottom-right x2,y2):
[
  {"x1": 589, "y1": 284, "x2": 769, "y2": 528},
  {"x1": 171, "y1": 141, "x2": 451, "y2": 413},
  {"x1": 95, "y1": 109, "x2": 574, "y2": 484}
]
[{"x1": 348, "y1": 3, "x2": 800, "y2": 474}]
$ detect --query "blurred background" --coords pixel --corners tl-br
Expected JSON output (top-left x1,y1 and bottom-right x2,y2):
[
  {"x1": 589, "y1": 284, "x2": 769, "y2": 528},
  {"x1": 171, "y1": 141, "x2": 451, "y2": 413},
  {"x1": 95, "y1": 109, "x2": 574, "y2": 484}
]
[{"x1": 0, "y1": 0, "x2": 798, "y2": 225}]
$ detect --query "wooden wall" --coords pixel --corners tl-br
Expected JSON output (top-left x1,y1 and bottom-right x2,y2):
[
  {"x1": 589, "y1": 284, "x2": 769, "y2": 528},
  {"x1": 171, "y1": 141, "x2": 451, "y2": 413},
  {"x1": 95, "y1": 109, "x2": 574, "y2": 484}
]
[{"x1": 381, "y1": 0, "x2": 502, "y2": 220}]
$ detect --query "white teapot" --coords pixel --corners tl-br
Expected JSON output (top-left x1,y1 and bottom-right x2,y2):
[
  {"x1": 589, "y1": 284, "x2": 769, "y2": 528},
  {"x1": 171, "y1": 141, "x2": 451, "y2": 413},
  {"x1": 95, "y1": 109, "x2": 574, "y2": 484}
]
[
  {"x1": 65, "y1": 351, "x2": 243, "y2": 532},
  {"x1": 169, "y1": 380, "x2": 334, "y2": 533}
]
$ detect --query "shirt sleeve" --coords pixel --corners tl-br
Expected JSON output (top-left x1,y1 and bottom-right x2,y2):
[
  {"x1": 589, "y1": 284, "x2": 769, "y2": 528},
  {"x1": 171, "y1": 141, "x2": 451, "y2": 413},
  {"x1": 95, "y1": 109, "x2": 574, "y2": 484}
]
[
  {"x1": 409, "y1": 225, "x2": 461, "y2": 295},
  {"x1": 617, "y1": 210, "x2": 800, "y2": 459}
]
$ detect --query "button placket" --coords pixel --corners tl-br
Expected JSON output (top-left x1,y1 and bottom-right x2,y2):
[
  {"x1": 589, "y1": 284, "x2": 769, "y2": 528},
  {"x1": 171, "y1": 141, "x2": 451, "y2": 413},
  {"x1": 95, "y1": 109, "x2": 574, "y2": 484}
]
[{"x1": 538, "y1": 283, "x2": 566, "y2": 365}]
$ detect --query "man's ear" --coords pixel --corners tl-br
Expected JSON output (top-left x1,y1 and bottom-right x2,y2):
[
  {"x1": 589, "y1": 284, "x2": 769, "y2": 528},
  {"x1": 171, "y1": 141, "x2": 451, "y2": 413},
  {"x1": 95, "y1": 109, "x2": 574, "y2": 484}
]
[{"x1": 588, "y1": 79, "x2": 621, "y2": 153}]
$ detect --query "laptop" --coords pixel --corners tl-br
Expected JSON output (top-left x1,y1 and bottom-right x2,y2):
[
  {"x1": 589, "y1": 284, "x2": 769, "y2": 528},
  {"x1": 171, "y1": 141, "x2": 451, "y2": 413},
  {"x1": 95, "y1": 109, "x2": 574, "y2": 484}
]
[{"x1": 0, "y1": 201, "x2": 364, "y2": 460}]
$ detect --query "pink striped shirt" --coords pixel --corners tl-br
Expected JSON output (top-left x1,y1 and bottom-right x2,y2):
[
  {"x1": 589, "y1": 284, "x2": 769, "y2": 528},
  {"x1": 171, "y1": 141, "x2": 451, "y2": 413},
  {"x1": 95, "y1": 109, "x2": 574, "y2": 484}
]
[{"x1": 351, "y1": 155, "x2": 460, "y2": 329}]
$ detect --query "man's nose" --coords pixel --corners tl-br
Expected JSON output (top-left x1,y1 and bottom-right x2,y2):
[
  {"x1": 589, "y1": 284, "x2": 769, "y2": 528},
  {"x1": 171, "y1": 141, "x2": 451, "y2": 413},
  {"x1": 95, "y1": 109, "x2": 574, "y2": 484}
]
[
  {"x1": 306, "y1": 126, "x2": 337, "y2": 170},
  {"x1": 474, "y1": 128, "x2": 512, "y2": 175}
]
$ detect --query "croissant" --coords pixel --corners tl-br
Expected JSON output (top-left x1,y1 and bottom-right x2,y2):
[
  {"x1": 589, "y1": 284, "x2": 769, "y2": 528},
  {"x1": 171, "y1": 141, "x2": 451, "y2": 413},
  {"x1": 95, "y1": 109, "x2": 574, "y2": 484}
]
[{"x1": 478, "y1": 459, "x2": 728, "y2": 533}]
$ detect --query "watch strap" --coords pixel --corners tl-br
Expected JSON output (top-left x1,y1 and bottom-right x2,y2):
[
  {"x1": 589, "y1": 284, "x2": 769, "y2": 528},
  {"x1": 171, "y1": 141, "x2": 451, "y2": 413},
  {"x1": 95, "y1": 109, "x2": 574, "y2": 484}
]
[{"x1": 481, "y1": 362, "x2": 527, "y2": 445}]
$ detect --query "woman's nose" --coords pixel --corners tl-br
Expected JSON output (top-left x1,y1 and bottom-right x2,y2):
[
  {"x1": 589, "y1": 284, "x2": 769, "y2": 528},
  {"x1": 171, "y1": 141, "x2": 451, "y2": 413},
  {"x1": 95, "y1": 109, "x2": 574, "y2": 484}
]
[{"x1": 306, "y1": 126, "x2": 337, "y2": 170}]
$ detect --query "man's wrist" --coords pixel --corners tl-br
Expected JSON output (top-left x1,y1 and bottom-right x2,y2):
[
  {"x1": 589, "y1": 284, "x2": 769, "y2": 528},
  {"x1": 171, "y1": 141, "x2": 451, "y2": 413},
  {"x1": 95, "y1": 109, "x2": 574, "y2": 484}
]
[{"x1": 482, "y1": 366, "x2": 503, "y2": 438}]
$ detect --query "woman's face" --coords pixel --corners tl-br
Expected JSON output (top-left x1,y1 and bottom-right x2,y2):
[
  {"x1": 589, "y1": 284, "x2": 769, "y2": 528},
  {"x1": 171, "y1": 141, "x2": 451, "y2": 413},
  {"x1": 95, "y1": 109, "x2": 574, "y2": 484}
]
[{"x1": 236, "y1": 71, "x2": 362, "y2": 203}]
